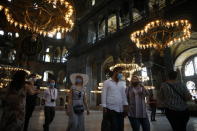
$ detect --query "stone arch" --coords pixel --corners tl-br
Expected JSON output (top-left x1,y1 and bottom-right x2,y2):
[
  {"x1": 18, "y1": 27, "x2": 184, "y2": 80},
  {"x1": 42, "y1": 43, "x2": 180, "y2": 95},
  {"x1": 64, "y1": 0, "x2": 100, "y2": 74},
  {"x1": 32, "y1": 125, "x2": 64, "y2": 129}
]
[
  {"x1": 53, "y1": 46, "x2": 61, "y2": 62},
  {"x1": 101, "y1": 56, "x2": 114, "y2": 80},
  {"x1": 87, "y1": 21, "x2": 97, "y2": 44},
  {"x1": 174, "y1": 47, "x2": 197, "y2": 70},
  {"x1": 57, "y1": 70, "x2": 66, "y2": 84}
]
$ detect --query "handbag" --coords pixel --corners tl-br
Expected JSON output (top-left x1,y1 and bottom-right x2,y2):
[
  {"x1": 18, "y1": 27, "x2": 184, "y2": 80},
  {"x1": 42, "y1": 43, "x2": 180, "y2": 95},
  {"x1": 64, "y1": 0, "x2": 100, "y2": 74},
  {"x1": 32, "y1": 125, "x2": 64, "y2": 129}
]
[{"x1": 73, "y1": 105, "x2": 84, "y2": 114}]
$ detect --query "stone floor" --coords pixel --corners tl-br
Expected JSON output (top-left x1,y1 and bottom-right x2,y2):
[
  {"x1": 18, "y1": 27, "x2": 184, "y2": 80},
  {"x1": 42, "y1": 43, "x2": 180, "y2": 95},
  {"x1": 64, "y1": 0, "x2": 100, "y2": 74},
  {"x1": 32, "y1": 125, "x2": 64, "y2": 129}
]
[{"x1": 28, "y1": 110, "x2": 197, "y2": 131}]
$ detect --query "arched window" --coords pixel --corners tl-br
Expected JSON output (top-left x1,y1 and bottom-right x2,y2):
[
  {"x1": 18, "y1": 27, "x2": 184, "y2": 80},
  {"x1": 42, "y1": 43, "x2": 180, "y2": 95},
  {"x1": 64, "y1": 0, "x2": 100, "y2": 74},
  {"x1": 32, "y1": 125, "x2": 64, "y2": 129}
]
[
  {"x1": 43, "y1": 71, "x2": 54, "y2": 81},
  {"x1": 88, "y1": 22, "x2": 96, "y2": 44},
  {"x1": 62, "y1": 48, "x2": 68, "y2": 63},
  {"x1": 98, "y1": 20, "x2": 105, "y2": 40},
  {"x1": 108, "y1": 15, "x2": 117, "y2": 34},
  {"x1": 15, "y1": 33, "x2": 19, "y2": 38},
  {"x1": 91, "y1": 0, "x2": 95, "y2": 6},
  {"x1": 149, "y1": 0, "x2": 166, "y2": 10},
  {"x1": 8, "y1": 50, "x2": 16, "y2": 62},
  {"x1": 45, "y1": 54, "x2": 51, "y2": 62},
  {"x1": 184, "y1": 56, "x2": 197, "y2": 99},
  {"x1": 132, "y1": 9, "x2": 142, "y2": 22},
  {"x1": 56, "y1": 32, "x2": 62, "y2": 39},
  {"x1": 8, "y1": 32, "x2": 12, "y2": 37},
  {"x1": 184, "y1": 56, "x2": 197, "y2": 77},
  {"x1": 43, "y1": 47, "x2": 51, "y2": 62},
  {"x1": 53, "y1": 47, "x2": 61, "y2": 63}
]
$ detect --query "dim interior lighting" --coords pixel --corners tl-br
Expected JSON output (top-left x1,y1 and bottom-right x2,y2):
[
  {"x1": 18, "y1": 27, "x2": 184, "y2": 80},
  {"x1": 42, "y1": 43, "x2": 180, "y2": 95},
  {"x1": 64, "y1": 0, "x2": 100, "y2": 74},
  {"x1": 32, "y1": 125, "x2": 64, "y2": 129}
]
[
  {"x1": 8, "y1": 32, "x2": 12, "y2": 36},
  {"x1": 91, "y1": 90, "x2": 102, "y2": 94},
  {"x1": 110, "y1": 63, "x2": 142, "y2": 73},
  {"x1": 59, "y1": 89, "x2": 70, "y2": 92},
  {"x1": 0, "y1": 0, "x2": 75, "y2": 37},
  {"x1": 40, "y1": 86, "x2": 48, "y2": 90},
  {"x1": 48, "y1": 33, "x2": 54, "y2": 38},
  {"x1": 110, "y1": 63, "x2": 150, "y2": 82},
  {"x1": 56, "y1": 32, "x2": 62, "y2": 39},
  {"x1": 130, "y1": 19, "x2": 192, "y2": 50},
  {"x1": 144, "y1": 86, "x2": 155, "y2": 90},
  {"x1": 0, "y1": 66, "x2": 30, "y2": 74},
  {"x1": 15, "y1": 32, "x2": 19, "y2": 38},
  {"x1": 0, "y1": 65, "x2": 42, "y2": 88},
  {"x1": 0, "y1": 30, "x2": 4, "y2": 35},
  {"x1": 99, "y1": 83, "x2": 103, "y2": 87},
  {"x1": 0, "y1": 5, "x2": 3, "y2": 11},
  {"x1": 98, "y1": 82, "x2": 104, "y2": 90}
]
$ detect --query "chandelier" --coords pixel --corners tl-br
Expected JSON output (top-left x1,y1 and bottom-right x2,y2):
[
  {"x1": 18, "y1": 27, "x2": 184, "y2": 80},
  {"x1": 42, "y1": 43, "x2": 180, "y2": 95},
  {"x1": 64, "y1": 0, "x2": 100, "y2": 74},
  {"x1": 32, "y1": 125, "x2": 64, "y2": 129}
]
[
  {"x1": 110, "y1": 63, "x2": 142, "y2": 74},
  {"x1": 130, "y1": 19, "x2": 191, "y2": 50},
  {"x1": 109, "y1": 63, "x2": 150, "y2": 82},
  {"x1": 0, "y1": 64, "x2": 42, "y2": 88},
  {"x1": 0, "y1": 0, "x2": 75, "y2": 37}
]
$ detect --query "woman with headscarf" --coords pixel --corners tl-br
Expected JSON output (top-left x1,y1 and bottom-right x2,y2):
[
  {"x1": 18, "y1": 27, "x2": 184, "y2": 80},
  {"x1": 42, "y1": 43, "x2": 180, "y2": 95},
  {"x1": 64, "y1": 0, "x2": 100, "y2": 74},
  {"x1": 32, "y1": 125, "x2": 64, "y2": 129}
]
[
  {"x1": 66, "y1": 73, "x2": 90, "y2": 131},
  {"x1": 0, "y1": 70, "x2": 39, "y2": 131}
]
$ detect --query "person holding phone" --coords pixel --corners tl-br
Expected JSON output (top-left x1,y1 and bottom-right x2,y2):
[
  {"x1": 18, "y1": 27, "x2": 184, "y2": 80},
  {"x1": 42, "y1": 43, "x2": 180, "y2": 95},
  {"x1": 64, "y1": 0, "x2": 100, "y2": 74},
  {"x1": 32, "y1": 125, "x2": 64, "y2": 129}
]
[
  {"x1": 126, "y1": 75, "x2": 150, "y2": 131},
  {"x1": 0, "y1": 71, "x2": 39, "y2": 131}
]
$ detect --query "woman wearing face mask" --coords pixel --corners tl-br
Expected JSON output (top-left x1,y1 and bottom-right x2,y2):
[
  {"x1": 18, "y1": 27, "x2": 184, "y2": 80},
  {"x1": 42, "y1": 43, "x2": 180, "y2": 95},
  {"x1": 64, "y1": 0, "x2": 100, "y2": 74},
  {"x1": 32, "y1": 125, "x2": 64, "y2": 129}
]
[
  {"x1": 66, "y1": 73, "x2": 90, "y2": 131},
  {"x1": 126, "y1": 75, "x2": 150, "y2": 131}
]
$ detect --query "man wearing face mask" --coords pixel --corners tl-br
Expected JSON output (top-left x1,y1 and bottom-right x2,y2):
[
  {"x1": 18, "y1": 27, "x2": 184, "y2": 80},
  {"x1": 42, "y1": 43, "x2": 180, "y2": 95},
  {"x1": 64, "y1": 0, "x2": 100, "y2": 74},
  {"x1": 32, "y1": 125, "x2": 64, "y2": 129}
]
[
  {"x1": 101, "y1": 67, "x2": 128, "y2": 131},
  {"x1": 43, "y1": 79, "x2": 58, "y2": 131}
]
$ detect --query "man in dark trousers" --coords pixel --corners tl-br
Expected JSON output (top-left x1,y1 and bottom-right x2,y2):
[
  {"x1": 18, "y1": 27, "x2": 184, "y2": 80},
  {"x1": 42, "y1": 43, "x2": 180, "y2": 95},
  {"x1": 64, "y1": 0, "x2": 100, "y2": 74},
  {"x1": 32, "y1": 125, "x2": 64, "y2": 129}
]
[
  {"x1": 43, "y1": 79, "x2": 58, "y2": 131},
  {"x1": 24, "y1": 74, "x2": 40, "y2": 131},
  {"x1": 101, "y1": 67, "x2": 128, "y2": 131}
]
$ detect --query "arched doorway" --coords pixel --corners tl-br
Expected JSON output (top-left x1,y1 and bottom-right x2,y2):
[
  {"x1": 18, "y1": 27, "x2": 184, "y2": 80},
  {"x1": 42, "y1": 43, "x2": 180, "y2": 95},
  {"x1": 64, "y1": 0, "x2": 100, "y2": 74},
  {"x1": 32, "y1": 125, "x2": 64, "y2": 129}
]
[{"x1": 174, "y1": 48, "x2": 197, "y2": 99}]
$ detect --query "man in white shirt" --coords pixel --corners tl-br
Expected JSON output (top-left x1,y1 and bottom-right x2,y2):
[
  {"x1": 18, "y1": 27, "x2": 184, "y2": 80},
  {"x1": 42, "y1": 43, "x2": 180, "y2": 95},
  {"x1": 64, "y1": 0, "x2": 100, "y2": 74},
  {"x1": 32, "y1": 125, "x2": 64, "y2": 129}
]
[
  {"x1": 43, "y1": 79, "x2": 58, "y2": 131},
  {"x1": 101, "y1": 67, "x2": 128, "y2": 131}
]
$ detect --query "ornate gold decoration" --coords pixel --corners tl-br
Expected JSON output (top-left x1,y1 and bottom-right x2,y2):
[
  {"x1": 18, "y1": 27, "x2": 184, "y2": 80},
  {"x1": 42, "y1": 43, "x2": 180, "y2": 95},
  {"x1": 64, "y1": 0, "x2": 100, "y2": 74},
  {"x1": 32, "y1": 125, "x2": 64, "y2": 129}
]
[
  {"x1": 130, "y1": 19, "x2": 191, "y2": 50},
  {"x1": 0, "y1": 0, "x2": 74, "y2": 37}
]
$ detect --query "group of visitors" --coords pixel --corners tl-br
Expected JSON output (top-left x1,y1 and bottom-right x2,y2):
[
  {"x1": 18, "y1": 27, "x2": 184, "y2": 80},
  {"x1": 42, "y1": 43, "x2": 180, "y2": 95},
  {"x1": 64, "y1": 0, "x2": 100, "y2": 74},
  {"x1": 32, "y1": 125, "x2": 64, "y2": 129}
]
[
  {"x1": 101, "y1": 67, "x2": 150, "y2": 131},
  {"x1": 101, "y1": 67, "x2": 192, "y2": 131},
  {"x1": 0, "y1": 67, "x2": 192, "y2": 131},
  {"x1": 0, "y1": 70, "x2": 90, "y2": 131}
]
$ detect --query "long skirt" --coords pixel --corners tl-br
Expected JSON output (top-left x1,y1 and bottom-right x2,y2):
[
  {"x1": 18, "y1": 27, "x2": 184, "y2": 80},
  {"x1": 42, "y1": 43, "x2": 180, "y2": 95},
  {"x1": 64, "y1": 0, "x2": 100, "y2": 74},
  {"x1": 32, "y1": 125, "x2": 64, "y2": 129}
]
[{"x1": 67, "y1": 112, "x2": 85, "y2": 131}]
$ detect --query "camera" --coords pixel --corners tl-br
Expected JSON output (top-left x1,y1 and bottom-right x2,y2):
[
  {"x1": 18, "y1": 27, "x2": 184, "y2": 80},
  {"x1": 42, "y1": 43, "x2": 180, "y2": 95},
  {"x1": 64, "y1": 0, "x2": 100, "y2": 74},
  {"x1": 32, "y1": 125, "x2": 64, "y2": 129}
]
[{"x1": 51, "y1": 99, "x2": 55, "y2": 102}]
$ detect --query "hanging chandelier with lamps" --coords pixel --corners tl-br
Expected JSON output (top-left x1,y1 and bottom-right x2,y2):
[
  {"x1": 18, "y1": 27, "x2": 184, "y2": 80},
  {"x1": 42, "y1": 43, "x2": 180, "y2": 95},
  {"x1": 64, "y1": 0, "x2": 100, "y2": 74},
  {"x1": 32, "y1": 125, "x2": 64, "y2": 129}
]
[
  {"x1": 109, "y1": 63, "x2": 149, "y2": 82},
  {"x1": 0, "y1": 0, "x2": 75, "y2": 37},
  {"x1": 130, "y1": 19, "x2": 191, "y2": 50},
  {"x1": 110, "y1": 63, "x2": 142, "y2": 74}
]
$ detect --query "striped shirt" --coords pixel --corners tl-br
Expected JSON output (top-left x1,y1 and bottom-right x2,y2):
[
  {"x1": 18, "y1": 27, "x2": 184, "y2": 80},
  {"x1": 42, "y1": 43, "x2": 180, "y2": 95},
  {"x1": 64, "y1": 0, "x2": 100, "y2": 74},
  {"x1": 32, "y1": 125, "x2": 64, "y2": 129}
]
[{"x1": 159, "y1": 82, "x2": 191, "y2": 111}]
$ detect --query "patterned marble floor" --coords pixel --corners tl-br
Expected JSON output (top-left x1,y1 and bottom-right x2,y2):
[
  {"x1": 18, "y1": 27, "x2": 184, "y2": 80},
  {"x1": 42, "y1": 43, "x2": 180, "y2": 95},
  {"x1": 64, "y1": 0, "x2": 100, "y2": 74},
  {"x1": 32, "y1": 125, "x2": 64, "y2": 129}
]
[{"x1": 27, "y1": 110, "x2": 197, "y2": 131}]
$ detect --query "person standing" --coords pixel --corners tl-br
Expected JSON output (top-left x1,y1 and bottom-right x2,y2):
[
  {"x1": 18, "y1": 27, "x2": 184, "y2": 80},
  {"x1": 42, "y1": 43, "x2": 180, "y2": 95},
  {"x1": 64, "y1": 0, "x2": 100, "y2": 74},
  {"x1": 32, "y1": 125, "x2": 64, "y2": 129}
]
[
  {"x1": 66, "y1": 73, "x2": 90, "y2": 131},
  {"x1": 148, "y1": 94, "x2": 157, "y2": 121},
  {"x1": 159, "y1": 70, "x2": 192, "y2": 131},
  {"x1": 0, "y1": 71, "x2": 39, "y2": 131},
  {"x1": 24, "y1": 74, "x2": 40, "y2": 131},
  {"x1": 126, "y1": 75, "x2": 150, "y2": 131},
  {"x1": 43, "y1": 79, "x2": 58, "y2": 131},
  {"x1": 101, "y1": 67, "x2": 128, "y2": 131}
]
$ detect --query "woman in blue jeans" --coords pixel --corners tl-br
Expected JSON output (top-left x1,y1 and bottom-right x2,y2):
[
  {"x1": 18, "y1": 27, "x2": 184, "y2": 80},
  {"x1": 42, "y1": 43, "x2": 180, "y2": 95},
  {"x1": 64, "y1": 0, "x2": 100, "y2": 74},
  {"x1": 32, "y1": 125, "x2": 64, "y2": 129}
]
[{"x1": 126, "y1": 75, "x2": 150, "y2": 131}]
